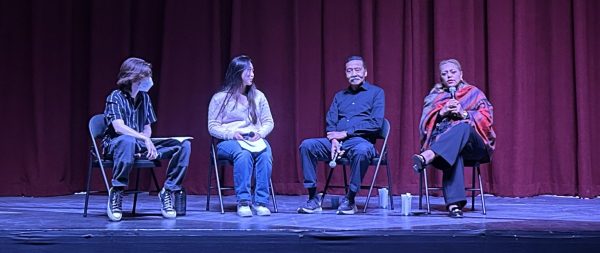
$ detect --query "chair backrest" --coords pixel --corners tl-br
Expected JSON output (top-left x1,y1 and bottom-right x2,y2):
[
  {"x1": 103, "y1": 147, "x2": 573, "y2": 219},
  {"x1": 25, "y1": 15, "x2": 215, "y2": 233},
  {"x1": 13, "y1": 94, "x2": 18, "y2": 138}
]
[
  {"x1": 209, "y1": 137, "x2": 225, "y2": 163},
  {"x1": 89, "y1": 114, "x2": 108, "y2": 139},
  {"x1": 88, "y1": 114, "x2": 107, "y2": 162},
  {"x1": 377, "y1": 118, "x2": 391, "y2": 159},
  {"x1": 378, "y1": 118, "x2": 390, "y2": 141},
  {"x1": 209, "y1": 137, "x2": 218, "y2": 159}
]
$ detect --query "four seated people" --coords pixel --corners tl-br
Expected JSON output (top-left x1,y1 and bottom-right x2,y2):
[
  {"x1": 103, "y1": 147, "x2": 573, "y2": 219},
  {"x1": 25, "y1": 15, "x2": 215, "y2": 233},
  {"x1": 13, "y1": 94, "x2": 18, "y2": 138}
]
[{"x1": 98, "y1": 56, "x2": 492, "y2": 219}]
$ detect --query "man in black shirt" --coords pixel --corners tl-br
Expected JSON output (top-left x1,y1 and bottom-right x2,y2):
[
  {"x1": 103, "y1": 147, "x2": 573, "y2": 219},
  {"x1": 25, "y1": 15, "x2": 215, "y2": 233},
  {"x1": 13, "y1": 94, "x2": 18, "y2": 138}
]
[
  {"x1": 103, "y1": 57, "x2": 191, "y2": 221},
  {"x1": 297, "y1": 56, "x2": 385, "y2": 215}
]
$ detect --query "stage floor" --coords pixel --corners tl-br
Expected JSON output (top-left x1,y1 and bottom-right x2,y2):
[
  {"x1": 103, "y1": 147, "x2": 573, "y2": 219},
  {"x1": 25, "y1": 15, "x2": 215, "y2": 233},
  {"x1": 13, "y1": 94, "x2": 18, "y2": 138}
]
[{"x1": 1, "y1": 194, "x2": 600, "y2": 252}]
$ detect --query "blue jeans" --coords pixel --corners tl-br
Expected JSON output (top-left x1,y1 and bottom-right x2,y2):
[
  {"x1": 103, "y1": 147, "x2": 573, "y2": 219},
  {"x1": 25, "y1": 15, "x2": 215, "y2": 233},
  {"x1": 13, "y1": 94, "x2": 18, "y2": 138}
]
[
  {"x1": 216, "y1": 140, "x2": 272, "y2": 205},
  {"x1": 106, "y1": 135, "x2": 191, "y2": 191},
  {"x1": 299, "y1": 137, "x2": 375, "y2": 193}
]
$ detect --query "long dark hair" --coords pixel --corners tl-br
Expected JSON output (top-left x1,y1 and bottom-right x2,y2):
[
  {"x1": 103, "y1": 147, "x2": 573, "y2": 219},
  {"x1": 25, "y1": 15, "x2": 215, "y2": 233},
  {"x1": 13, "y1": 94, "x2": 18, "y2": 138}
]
[
  {"x1": 217, "y1": 55, "x2": 258, "y2": 124},
  {"x1": 116, "y1": 57, "x2": 152, "y2": 91}
]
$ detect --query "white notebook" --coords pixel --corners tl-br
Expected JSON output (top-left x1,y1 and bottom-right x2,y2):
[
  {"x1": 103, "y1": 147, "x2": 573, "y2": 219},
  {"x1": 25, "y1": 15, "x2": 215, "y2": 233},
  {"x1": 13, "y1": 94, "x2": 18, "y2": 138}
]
[{"x1": 151, "y1": 136, "x2": 194, "y2": 143}]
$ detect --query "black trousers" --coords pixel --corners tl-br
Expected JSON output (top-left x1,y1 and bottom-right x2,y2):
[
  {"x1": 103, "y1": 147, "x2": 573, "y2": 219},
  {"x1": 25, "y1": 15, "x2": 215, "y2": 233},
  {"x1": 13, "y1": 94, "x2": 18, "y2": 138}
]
[{"x1": 429, "y1": 122, "x2": 488, "y2": 209}]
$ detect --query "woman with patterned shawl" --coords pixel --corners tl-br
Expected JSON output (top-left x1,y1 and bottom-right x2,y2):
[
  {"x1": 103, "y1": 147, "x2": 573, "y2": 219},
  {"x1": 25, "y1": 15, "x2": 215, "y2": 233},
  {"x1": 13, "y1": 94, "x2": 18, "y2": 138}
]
[{"x1": 412, "y1": 59, "x2": 496, "y2": 218}]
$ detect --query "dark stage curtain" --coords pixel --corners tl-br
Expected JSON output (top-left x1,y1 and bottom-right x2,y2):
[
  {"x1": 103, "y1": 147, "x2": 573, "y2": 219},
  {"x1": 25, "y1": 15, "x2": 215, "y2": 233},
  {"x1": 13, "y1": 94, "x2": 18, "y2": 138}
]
[{"x1": 1, "y1": 0, "x2": 599, "y2": 197}]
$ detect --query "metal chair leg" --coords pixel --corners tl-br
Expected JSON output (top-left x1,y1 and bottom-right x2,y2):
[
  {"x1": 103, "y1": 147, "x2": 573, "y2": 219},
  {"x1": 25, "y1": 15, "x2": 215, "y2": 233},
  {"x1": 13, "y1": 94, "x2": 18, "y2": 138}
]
[
  {"x1": 386, "y1": 162, "x2": 394, "y2": 210},
  {"x1": 423, "y1": 168, "x2": 431, "y2": 214},
  {"x1": 84, "y1": 159, "x2": 94, "y2": 217},
  {"x1": 206, "y1": 157, "x2": 213, "y2": 211},
  {"x1": 477, "y1": 165, "x2": 487, "y2": 215},
  {"x1": 150, "y1": 169, "x2": 160, "y2": 193},
  {"x1": 215, "y1": 165, "x2": 225, "y2": 214},
  {"x1": 363, "y1": 160, "x2": 391, "y2": 213},
  {"x1": 269, "y1": 179, "x2": 278, "y2": 213},
  {"x1": 419, "y1": 169, "x2": 423, "y2": 210},
  {"x1": 471, "y1": 166, "x2": 476, "y2": 211},
  {"x1": 321, "y1": 166, "x2": 336, "y2": 206},
  {"x1": 342, "y1": 165, "x2": 349, "y2": 194},
  {"x1": 132, "y1": 168, "x2": 141, "y2": 215},
  {"x1": 363, "y1": 164, "x2": 379, "y2": 213}
]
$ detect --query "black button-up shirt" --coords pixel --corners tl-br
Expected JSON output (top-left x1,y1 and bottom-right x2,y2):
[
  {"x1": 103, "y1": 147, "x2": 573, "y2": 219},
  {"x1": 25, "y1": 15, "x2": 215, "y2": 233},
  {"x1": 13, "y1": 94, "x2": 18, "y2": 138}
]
[
  {"x1": 102, "y1": 89, "x2": 157, "y2": 147},
  {"x1": 326, "y1": 81, "x2": 385, "y2": 142}
]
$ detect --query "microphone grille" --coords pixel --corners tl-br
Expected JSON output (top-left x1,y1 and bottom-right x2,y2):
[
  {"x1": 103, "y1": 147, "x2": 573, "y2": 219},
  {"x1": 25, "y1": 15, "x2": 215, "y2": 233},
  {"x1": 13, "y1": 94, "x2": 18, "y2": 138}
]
[
  {"x1": 448, "y1": 86, "x2": 457, "y2": 99},
  {"x1": 328, "y1": 160, "x2": 337, "y2": 168}
]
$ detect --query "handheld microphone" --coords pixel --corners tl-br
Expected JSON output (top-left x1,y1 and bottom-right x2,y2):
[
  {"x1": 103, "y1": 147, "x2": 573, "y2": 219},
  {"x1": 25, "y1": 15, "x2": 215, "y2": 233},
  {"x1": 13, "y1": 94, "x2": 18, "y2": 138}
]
[
  {"x1": 329, "y1": 142, "x2": 343, "y2": 168},
  {"x1": 328, "y1": 154, "x2": 339, "y2": 168},
  {"x1": 241, "y1": 132, "x2": 255, "y2": 140},
  {"x1": 448, "y1": 86, "x2": 461, "y2": 119},
  {"x1": 449, "y1": 86, "x2": 457, "y2": 99}
]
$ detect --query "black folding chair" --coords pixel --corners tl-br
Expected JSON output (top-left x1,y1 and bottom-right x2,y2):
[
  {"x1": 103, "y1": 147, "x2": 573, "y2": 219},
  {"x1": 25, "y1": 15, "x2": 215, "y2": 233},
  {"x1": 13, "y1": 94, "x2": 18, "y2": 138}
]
[
  {"x1": 321, "y1": 118, "x2": 394, "y2": 213},
  {"x1": 418, "y1": 160, "x2": 488, "y2": 214},
  {"x1": 206, "y1": 138, "x2": 278, "y2": 214},
  {"x1": 83, "y1": 114, "x2": 161, "y2": 217}
]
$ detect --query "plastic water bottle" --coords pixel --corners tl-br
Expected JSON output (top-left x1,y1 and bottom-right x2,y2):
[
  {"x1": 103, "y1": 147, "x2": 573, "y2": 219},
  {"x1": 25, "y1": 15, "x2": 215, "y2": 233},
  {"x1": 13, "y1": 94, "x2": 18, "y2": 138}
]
[
  {"x1": 378, "y1": 188, "x2": 389, "y2": 209},
  {"x1": 174, "y1": 187, "x2": 186, "y2": 216},
  {"x1": 331, "y1": 196, "x2": 340, "y2": 209},
  {"x1": 401, "y1": 193, "x2": 412, "y2": 216}
]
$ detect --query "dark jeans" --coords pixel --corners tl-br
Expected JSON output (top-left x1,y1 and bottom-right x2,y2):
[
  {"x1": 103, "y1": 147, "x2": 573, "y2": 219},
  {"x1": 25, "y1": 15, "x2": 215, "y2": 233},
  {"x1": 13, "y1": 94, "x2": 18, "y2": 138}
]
[
  {"x1": 299, "y1": 137, "x2": 376, "y2": 194},
  {"x1": 430, "y1": 122, "x2": 488, "y2": 209},
  {"x1": 106, "y1": 135, "x2": 191, "y2": 191}
]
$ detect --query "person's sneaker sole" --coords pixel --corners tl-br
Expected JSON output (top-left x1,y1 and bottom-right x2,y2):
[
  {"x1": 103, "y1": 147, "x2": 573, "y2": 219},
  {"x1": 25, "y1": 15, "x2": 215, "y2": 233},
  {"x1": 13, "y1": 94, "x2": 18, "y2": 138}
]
[
  {"x1": 448, "y1": 209, "x2": 464, "y2": 218},
  {"x1": 336, "y1": 206, "x2": 357, "y2": 215},
  {"x1": 254, "y1": 206, "x2": 272, "y2": 216},
  {"x1": 297, "y1": 207, "x2": 323, "y2": 214},
  {"x1": 237, "y1": 206, "x2": 253, "y2": 217},
  {"x1": 161, "y1": 209, "x2": 177, "y2": 219}
]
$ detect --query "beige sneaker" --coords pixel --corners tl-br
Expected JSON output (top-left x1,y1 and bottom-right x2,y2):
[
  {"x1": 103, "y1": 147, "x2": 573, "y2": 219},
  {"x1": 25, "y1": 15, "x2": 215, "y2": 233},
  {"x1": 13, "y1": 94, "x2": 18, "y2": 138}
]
[
  {"x1": 237, "y1": 202, "x2": 253, "y2": 217},
  {"x1": 253, "y1": 204, "x2": 271, "y2": 216}
]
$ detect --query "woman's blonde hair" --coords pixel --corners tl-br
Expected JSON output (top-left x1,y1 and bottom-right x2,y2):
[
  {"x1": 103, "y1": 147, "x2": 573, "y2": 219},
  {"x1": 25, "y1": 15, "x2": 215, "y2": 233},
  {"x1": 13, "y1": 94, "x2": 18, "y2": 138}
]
[{"x1": 439, "y1": 59, "x2": 462, "y2": 71}]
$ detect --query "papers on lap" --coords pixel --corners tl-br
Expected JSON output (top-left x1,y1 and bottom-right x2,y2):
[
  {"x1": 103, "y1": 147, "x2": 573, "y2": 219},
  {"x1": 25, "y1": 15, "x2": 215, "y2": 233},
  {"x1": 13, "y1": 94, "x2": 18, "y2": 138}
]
[
  {"x1": 151, "y1": 136, "x2": 194, "y2": 143},
  {"x1": 237, "y1": 138, "x2": 267, "y2": 153}
]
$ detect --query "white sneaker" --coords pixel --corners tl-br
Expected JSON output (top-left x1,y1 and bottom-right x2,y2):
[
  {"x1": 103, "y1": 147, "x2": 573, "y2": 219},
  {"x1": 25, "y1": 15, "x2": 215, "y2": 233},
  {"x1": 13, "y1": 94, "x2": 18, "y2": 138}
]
[
  {"x1": 253, "y1": 204, "x2": 271, "y2": 216},
  {"x1": 237, "y1": 203, "x2": 253, "y2": 217}
]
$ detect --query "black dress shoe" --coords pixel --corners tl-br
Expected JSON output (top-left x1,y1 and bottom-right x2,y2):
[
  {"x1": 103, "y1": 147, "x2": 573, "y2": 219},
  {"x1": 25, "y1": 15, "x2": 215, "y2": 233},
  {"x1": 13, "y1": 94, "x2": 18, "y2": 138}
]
[
  {"x1": 448, "y1": 208, "x2": 463, "y2": 218},
  {"x1": 412, "y1": 154, "x2": 426, "y2": 173}
]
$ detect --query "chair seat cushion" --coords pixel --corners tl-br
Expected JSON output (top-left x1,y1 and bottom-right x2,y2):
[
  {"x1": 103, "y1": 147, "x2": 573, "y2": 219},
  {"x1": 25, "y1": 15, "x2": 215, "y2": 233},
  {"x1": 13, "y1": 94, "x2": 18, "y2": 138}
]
[
  {"x1": 215, "y1": 158, "x2": 233, "y2": 166},
  {"x1": 464, "y1": 160, "x2": 489, "y2": 167},
  {"x1": 335, "y1": 157, "x2": 387, "y2": 166},
  {"x1": 94, "y1": 159, "x2": 161, "y2": 168}
]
